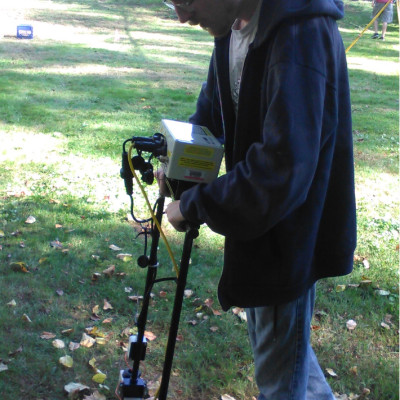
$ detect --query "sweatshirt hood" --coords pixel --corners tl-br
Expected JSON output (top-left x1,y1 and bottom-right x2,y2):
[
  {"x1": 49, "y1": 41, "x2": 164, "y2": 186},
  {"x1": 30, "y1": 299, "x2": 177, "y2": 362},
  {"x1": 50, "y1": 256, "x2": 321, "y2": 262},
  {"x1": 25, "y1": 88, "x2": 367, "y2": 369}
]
[{"x1": 252, "y1": 0, "x2": 345, "y2": 48}]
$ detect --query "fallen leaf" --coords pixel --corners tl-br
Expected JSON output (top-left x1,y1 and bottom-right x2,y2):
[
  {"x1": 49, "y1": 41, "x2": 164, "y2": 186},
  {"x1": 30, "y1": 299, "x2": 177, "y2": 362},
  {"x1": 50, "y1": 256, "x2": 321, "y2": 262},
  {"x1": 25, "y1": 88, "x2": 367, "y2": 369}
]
[
  {"x1": 60, "y1": 355, "x2": 73, "y2": 368},
  {"x1": 55, "y1": 224, "x2": 63, "y2": 228},
  {"x1": 56, "y1": 289, "x2": 64, "y2": 296},
  {"x1": 238, "y1": 311, "x2": 247, "y2": 322},
  {"x1": 49, "y1": 199, "x2": 61, "y2": 204},
  {"x1": 336, "y1": 285, "x2": 346, "y2": 292},
  {"x1": 347, "y1": 284, "x2": 360, "y2": 288},
  {"x1": 109, "y1": 244, "x2": 122, "y2": 251},
  {"x1": 62, "y1": 329, "x2": 74, "y2": 335},
  {"x1": 184, "y1": 289, "x2": 193, "y2": 298},
  {"x1": 125, "y1": 287, "x2": 133, "y2": 293},
  {"x1": 210, "y1": 326, "x2": 218, "y2": 332},
  {"x1": 384, "y1": 314, "x2": 393, "y2": 324},
  {"x1": 52, "y1": 339, "x2": 65, "y2": 348},
  {"x1": 349, "y1": 366, "x2": 358, "y2": 376},
  {"x1": 116, "y1": 253, "x2": 132, "y2": 260},
  {"x1": 381, "y1": 322, "x2": 391, "y2": 330},
  {"x1": 0, "y1": 230, "x2": 4, "y2": 238},
  {"x1": 80, "y1": 333, "x2": 96, "y2": 348},
  {"x1": 92, "y1": 273, "x2": 101, "y2": 281},
  {"x1": 11, "y1": 262, "x2": 29, "y2": 273},
  {"x1": 0, "y1": 363, "x2": 8, "y2": 372},
  {"x1": 375, "y1": 289, "x2": 390, "y2": 296},
  {"x1": 83, "y1": 390, "x2": 106, "y2": 400},
  {"x1": 128, "y1": 295, "x2": 143, "y2": 301},
  {"x1": 40, "y1": 332, "x2": 56, "y2": 339},
  {"x1": 93, "y1": 305, "x2": 99, "y2": 314},
  {"x1": 144, "y1": 331, "x2": 157, "y2": 341},
  {"x1": 221, "y1": 395, "x2": 236, "y2": 400},
  {"x1": 103, "y1": 265, "x2": 115, "y2": 276},
  {"x1": 311, "y1": 325, "x2": 321, "y2": 331},
  {"x1": 159, "y1": 291, "x2": 167, "y2": 298},
  {"x1": 22, "y1": 314, "x2": 32, "y2": 322},
  {"x1": 50, "y1": 240, "x2": 63, "y2": 249},
  {"x1": 326, "y1": 368, "x2": 337, "y2": 377},
  {"x1": 92, "y1": 373, "x2": 107, "y2": 384},
  {"x1": 103, "y1": 299, "x2": 113, "y2": 310},
  {"x1": 91, "y1": 313, "x2": 101, "y2": 321},
  {"x1": 102, "y1": 318, "x2": 113, "y2": 324},
  {"x1": 204, "y1": 298, "x2": 214, "y2": 308},
  {"x1": 362, "y1": 259, "x2": 370, "y2": 269},
  {"x1": 95, "y1": 338, "x2": 107, "y2": 345},
  {"x1": 61, "y1": 248, "x2": 70, "y2": 253},
  {"x1": 69, "y1": 342, "x2": 80, "y2": 351},
  {"x1": 187, "y1": 320, "x2": 197, "y2": 325},
  {"x1": 25, "y1": 216, "x2": 36, "y2": 224},
  {"x1": 176, "y1": 334, "x2": 184, "y2": 341},
  {"x1": 92, "y1": 255, "x2": 100, "y2": 260},
  {"x1": 232, "y1": 307, "x2": 244, "y2": 315},
  {"x1": 64, "y1": 382, "x2": 89, "y2": 394},
  {"x1": 7, "y1": 299, "x2": 16, "y2": 306},
  {"x1": 346, "y1": 320, "x2": 357, "y2": 330},
  {"x1": 9, "y1": 346, "x2": 23, "y2": 356},
  {"x1": 19, "y1": 241, "x2": 26, "y2": 248},
  {"x1": 212, "y1": 309, "x2": 222, "y2": 316},
  {"x1": 39, "y1": 258, "x2": 47, "y2": 264}
]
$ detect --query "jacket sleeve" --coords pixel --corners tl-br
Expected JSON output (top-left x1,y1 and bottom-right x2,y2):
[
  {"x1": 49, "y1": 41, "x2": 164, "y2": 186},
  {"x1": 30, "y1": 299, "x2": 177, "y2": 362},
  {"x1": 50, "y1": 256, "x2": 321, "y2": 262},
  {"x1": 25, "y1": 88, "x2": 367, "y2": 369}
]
[{"x1": 180, "y1": 60, "x2": 330, "y2": 241}]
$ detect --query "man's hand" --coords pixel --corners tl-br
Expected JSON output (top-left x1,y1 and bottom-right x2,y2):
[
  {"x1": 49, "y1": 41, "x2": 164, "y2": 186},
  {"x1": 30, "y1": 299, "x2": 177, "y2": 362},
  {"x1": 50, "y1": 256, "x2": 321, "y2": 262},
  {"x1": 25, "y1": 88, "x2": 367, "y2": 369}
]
[
  {"x1": 154, "y1": 168, "x2": 171, "y2": 197},
  {"x1": 165, "y1": 200, "x2": 186, "y2": 232}
]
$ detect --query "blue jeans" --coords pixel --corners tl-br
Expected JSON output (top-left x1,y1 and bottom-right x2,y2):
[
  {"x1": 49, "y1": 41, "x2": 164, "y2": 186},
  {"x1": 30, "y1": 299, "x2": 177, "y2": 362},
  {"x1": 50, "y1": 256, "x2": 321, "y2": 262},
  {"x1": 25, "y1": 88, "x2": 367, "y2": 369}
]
[{"x1": 246, "y1": 285, "x2": 335, "y2": 400}]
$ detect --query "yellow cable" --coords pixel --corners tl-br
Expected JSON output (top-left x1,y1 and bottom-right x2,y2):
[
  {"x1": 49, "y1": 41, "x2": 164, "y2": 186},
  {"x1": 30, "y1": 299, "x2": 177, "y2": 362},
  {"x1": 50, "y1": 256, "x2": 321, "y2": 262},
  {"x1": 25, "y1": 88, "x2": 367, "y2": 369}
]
[
  {"x1": 346, "y1": 0, "x2": 392, "y2": 53},
  {"x1": 128, "y1": 143, "x2": 180, "y2": 278}
]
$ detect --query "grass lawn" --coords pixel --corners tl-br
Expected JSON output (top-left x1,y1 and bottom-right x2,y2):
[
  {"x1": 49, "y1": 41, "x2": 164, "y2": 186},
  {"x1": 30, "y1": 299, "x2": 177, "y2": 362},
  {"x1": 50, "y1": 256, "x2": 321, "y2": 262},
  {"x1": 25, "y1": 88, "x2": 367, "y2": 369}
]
[{"x1": 0, "y1": 1, "x2": 398, "y2": 399}]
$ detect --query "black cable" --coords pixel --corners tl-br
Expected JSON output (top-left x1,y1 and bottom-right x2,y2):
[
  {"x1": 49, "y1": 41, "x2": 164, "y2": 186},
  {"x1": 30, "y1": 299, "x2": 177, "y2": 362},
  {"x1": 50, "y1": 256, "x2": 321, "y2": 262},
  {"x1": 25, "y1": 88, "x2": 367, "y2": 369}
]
[{"x1": 129, "y1": 194, "x2": 152, "y2": 224}]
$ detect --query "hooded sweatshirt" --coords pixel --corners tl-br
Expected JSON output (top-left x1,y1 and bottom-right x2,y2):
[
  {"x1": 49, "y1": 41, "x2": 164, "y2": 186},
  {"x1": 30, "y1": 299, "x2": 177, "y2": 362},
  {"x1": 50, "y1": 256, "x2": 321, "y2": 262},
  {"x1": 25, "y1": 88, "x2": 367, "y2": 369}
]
[{"x1": 180, "y1": 0, "x2": 357, "y2": 310}]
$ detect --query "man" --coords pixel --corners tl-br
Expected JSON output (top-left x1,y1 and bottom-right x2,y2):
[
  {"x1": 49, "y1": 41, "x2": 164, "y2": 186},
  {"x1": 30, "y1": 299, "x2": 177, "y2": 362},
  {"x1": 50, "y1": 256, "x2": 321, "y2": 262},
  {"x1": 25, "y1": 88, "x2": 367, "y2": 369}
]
[
  {"x1": 371, "y1": 0, "x2": 393, "y2": 41},
  {"x1": 160, "y1": 0, "x2": 356, "y2": 398}
]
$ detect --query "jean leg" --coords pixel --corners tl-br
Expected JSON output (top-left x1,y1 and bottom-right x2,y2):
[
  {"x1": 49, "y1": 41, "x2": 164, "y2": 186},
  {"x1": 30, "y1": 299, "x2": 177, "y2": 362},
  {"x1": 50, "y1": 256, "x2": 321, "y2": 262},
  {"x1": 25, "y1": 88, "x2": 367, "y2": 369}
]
[{"x1": 246, "y1": 285, "x2": 335, "y2": 400}]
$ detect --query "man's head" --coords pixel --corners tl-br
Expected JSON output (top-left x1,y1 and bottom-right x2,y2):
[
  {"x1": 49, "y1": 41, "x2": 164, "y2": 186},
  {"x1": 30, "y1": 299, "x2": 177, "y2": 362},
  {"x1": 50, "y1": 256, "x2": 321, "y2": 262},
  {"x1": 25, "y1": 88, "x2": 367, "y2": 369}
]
[{"x1": 164, "y1": 0, "x2": 257, "y2": 38}]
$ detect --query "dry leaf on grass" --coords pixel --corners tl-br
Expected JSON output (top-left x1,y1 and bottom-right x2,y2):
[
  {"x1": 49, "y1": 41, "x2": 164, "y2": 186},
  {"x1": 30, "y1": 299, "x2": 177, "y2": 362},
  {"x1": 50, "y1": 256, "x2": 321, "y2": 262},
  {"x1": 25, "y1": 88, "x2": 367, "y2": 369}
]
[
  {"x1": 69, "y1": 342, "x2": 80, "y2": 351},
  {"x1": 40, "y1": 332, "x2": 56, "y2": 339},
  {"x1": 93, "y1": 305, "x2": 99, "y2": 314},
  {"x1": 56, "y1": 289, "x2": 64, "y2": 296},
  {"x1": 346, "y1": 320, "x2": 357, "y2": 330},
  {"x1": 25, "y1": 215, "x2": 36, "y2": 224},
  {"x1": 80, "y1": 333, "x2": 96, "y2": 348},
  {"x1": 144, "y1": 331, "x2": 157, "y2": 341},
  {"x1": 204, "y1": 298, "x2": 214, "y2": 307},
  {"x1": 103, "y1": 299, "x2": 113, "y2": 310},
  {"x1": 9, "y1": 346, "x2": 23, "y2": 356},
  {"x1": 326, "y1": 368, "x2": 337, "y2": 377},
  {"x1": 184, "y1": 289, "x2": 193, "y2": 298},
  {"x1": 60, "y1": 355, "x2": 73, "y2": 368},
  {"x1": 210, "y1": 326, "x2": 218, "y2": 332},
  {"x1": 116, "y1": 253, "x2": 132, "y2": 260},
  {"x1": 50, "y1": 240, "x2": 63, "y2": 249},
  {"x1": 221, "y1": 395, "x2": 236, "y2": 400},
  {"x1": 84, "y1": 390, "x2": 106, "y2": 400},
  {"x1": 102, "y1": 318, "x2": 113, "y2": 324},
  {"x1": 0, "y1": 362, "x2": 8, "y2": 372},
  {"x1": 11, "y1": 262, "x2": 29, "y2": 273},
  {"x1": 52, "y1": 339, "x2": 65, "y2": 348},
  {"x1": 7, "y1": 299, "x2": 16, "y2": 306},
  {"x1": 22, "y1": 314, "x2": 32, "y2": 322},
  {"x1": 109, "y1": 245, "x2": 122, "y2": 251},
  {"x1": 103, "y1": 265, "x2": 115, "y2": 276},
  {"x1": 64, "y1": 382, "x2": 89, "y2": 394}
]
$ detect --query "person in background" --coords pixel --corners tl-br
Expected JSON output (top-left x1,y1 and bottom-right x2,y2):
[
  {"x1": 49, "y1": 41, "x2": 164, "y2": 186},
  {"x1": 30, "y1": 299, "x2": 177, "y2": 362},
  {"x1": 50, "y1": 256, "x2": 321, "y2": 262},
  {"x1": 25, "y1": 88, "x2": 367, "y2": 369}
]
[
  {"x1": 371, "y1": 0, "x2": 393, "y2": 40},
  {"x1": 160, "y1": 0, "x2": 357, "y2": 398}
]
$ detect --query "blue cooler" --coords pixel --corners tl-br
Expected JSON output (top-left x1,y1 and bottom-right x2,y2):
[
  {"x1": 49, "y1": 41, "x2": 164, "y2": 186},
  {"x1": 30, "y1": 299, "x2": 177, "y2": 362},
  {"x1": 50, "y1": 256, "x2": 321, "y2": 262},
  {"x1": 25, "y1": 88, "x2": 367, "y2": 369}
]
[{"x1": 17, "y1": 25, "x2": 33, "y2": 39}]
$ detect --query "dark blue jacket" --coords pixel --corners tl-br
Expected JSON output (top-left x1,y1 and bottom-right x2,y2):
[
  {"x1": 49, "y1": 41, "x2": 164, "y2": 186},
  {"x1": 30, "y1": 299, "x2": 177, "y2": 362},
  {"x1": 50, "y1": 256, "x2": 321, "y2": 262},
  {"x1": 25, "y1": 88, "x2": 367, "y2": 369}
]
[{"x1": 180, "y1": 0, "x2": 357, "y2": 310}]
